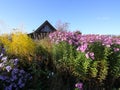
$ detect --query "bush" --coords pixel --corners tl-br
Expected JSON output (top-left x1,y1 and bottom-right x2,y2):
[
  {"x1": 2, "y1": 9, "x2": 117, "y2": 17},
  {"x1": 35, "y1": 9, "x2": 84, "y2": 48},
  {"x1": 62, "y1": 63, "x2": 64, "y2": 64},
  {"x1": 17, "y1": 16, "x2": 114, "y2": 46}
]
[
  {"x1": 0, "y1": 32, "x2": 36, "y2": 62},
  {"x1": 52, "y1": 41, "x2": 77, "y2": 90}
]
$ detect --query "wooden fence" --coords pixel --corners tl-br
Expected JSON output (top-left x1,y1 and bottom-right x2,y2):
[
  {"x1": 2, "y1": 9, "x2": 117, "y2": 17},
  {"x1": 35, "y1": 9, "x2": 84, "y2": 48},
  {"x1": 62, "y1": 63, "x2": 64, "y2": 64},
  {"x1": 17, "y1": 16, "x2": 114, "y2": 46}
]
[{"x1": 28, "y1": 32, "x2": 50, "y2": 40}]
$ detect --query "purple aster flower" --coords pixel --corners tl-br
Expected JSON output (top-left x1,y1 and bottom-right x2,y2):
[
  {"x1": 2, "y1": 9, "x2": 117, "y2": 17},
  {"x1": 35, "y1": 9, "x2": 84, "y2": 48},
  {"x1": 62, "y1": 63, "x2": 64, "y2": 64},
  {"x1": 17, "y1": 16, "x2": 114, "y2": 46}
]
[
  {"x1": 75, "y1": 82, "x2": 83, "y2": 89},
  {"x1": 77, "y1": 44, "x2": 88, "y2": 52},
  {"x1": 19, "y1": 83, "x2": 25, "y2": 88},
  {"x1": 6, "y1": 66, "x2": 12, "y2": 72},
  {"x1": 89, "y1": 52, "x2": 95, "y2": 60},
  {"x1": 20, "y1": 69, "x2": 25, "y2": 74},
  {"x1": 68, "y1": 40, "x2": 73, "y2": 45},
  {"x1": 5, "y1": 79, "x2": 10, "y2": 83},
  {"x1": 2, "y1": 48, "x2": 5, "y2": 54},
  {"x1": 1, "y1": 56, "x2": 7, "y2": 63},
  {"x1": 29, "y1": 76, "x2": 32, "y2": 80},
  {"x1": 0, "y1": 63, "x2": 4, "y2": 68},
  {"x1": 12, "y1": 68, "x2": 19, "y2": 74},
  {"x1": 85, "y1": 52, "x2": 95, "y2": 60},
  {"x1": 10, "y1": 75, "x2": 17, "y2": 81},
  {"x1": 11, "y1": 83, "x2": 17, "y2": 88},
  {"x1": 18, "y1": 78, "x2": 22, "y2": 85},
  {"x1": 14, "y1": 59, "x2": 19, "y2": 66},
  {"x1": 18, "y1": 79, "x2": 25, "y2": 88},
  {"x1": 5, "y1": 84, "x2": 12, "y2": 90},
  {"x1": 0, "y1": 75, "x2": 8, "y2": 80},
  {"x1": 114, "y1": 48, "x2": 120, "y2": 52},
  {"x1": 0, "y1": 53, "x2": 3, "y2": 58},
  {"x1": 85, "y1": 52, "x2": 89, "y2": 59}
]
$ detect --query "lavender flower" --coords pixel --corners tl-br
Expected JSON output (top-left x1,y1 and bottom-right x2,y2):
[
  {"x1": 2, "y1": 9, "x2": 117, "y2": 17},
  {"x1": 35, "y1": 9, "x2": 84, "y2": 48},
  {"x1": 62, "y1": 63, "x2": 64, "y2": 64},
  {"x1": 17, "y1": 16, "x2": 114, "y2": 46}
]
[
  {"x1": 114, "y1": 48, "x2": 120, "y2": 52},
  {"x1": 89, "y1": 52, "x2": 95, "y2": 60},
  {"x1": 77, "y1": 44, "x2": 88, "y2": 52},
  {"x1": 6, "y1": 66, "x2": 12, "y2": 72},
  {"x1": 0, "y1": 63, "x2": 4, "y2": 68},
  {"x1": 19, "y1": 83, "x2": 25, "y2": 88},
  {"x1": 1, "y1": 56, "x2": 7, "y2": 63},
  {"x1": 0, "y1": 53, "x2": 3, "y2": 58},
  {"x1": 85, "y1": 52, "x2": 95, "y2": 60},
  {"x1": 0, "y1": 75, "x2": 8, "y2": 80},
  {"x1": 4, "y1": 85, "x2": 12, "y2": 90},
  {"x1": 20, "y1": 69, "x2": 25, "y2": 74},
  {"x1": 14, "y1": 58, "x2": 19, "y2": 66},
  {"x1": 2, "y1": 47, "x2": 5, "y2": 54},
  {"x1": 12, "y1": 68, "x2": 19, "y2": 74},
  {"x1": 18, "y1": 79, "x2": 24, "y2": 88},
  {"x1": 75, "y1": 82, "x2": 83, "y2": 89},
  {"x1": 85, "y1": 52, "x2": 89, "y2": 59},
  {"x1": 11, "y1": 75, "x2": 17, "y2": 81}
]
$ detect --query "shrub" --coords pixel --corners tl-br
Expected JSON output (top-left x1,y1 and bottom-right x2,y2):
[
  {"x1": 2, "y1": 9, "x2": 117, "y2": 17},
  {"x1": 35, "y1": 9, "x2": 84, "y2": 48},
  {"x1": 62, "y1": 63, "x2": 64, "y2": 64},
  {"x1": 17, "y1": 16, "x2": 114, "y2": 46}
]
[
  {"x1": 9, "y1": 32, "x2": 36, "y2": 59},
  {"x1": 52, "y1": 41, "x2": 77, "y2": 90},
  {"x1": 0, "y1": 34, "x2": 11, "y2": 50},
  {"x1": 0, "y1": 32, "x2": 36, "y2": 62}
]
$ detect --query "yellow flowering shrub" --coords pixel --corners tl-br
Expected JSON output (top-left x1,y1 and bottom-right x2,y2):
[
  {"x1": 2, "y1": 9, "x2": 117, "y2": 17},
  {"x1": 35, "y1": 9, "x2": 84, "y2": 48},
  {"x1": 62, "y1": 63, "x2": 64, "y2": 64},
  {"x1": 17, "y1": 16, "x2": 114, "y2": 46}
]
[
  {"x1": 10, "y1": 32, "x2": 36, "y2": 58},
  {"x1": 0, "y1": 32, "x2": 36, "y2": 61},
  {"x1": 0, "y1": 34, "x2": 11, "y2": 49}
]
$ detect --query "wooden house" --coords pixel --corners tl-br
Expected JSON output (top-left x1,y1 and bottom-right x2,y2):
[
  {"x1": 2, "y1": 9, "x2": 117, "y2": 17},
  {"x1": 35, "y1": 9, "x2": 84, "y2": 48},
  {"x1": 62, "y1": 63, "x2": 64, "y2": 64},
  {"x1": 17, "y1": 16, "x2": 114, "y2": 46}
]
[{"x1": 28, "y1": 20, "x2": 56, "y2": 39}]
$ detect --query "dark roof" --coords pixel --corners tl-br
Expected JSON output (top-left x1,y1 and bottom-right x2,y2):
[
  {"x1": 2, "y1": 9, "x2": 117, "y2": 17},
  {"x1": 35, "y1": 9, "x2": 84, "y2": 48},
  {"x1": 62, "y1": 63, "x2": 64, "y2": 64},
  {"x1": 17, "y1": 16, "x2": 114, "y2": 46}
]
[{"x1": 34, "y1": 20, "x2": 56, "y2": 33}]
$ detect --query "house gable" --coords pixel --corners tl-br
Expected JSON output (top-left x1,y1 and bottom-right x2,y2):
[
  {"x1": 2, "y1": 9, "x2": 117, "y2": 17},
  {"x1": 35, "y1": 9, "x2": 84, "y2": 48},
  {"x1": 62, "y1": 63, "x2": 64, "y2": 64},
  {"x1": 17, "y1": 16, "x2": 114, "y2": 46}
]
[
  {"x1": 35, "y1": 20, "x2": 56, "y2": 33},
  {"x1": 28, "y1": 20, "x2": 56, "y2": 39}
]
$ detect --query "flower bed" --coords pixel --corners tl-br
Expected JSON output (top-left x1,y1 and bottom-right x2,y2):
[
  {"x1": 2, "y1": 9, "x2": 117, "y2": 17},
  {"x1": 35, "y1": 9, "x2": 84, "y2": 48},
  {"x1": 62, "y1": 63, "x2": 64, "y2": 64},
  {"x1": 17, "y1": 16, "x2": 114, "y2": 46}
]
[
  {"x1": 49, "y1": 31, "x2": 120, "y2": 90},
  {"x1": 0, "y1": 31, "x2": 120, "y2": 90}
]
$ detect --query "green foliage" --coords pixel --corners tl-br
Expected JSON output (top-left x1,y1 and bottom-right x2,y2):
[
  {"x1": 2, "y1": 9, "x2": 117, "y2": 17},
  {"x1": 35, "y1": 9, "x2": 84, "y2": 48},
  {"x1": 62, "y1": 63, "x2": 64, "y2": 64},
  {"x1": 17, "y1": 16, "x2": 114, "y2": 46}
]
[
  {"x1": 107, "y1": 44, "x2": 120, "y2": 78},
  {"x1": 52, "y1": 42, "x2": 77, "y2": 90},
  {"x1": 74, "y1": 52, "x2": 91, "y2": 80},
  {"x1": 31, "y1": 39, "x2": 54, "y2": 90},
  {"x1": 35, "y1": 38, "x2": 52, "y2": 54},
  {"x1": 88, "y1": 42, "x2": 108, "y2": 83},
  {"x1": 35, "y1": 38, "x2": 54, "y2": 71},
  {"x1": 52, "y1": 41, "x2": 77, "y2": 73},
  {"x1": 89, "y1": 61, "x2": 98, "y2": 78},
  {"x1": 88, "y1": 60, "x2": 108, "y2": 83},
  {"x1": 96, "y1": 60, "x2": 108, "y2": 82},
  {"x1": 74, "y1": 88, "x2": 79, "y2": 90},
  {"x1": 88, "y1": 42, "x2": 105, "y2": 60}
]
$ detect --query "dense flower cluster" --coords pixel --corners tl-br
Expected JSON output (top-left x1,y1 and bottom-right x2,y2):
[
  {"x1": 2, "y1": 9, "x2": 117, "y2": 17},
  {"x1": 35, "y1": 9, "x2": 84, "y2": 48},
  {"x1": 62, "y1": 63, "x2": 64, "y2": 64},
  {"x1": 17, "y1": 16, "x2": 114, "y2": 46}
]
[
  {"x1": 0, "y1": 46, "x2": 32, "y2": 90},
  {"x1": 49, "y1": 31, "x2": 120, "y2": 46},
  {"x1": 49, "y1": 31, "x2": 120, "y2": 60}
]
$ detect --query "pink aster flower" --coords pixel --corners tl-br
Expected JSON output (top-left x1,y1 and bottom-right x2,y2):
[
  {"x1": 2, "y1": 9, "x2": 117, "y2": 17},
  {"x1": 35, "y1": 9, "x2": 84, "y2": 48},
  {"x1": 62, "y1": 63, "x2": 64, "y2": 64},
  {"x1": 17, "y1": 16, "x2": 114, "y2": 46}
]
[
  {"x1": 77, "y1": 43, "x2": 88, "y2": 52},
  {"x1": 85, "y1": 52, "x2": 95, "y2": 60}
]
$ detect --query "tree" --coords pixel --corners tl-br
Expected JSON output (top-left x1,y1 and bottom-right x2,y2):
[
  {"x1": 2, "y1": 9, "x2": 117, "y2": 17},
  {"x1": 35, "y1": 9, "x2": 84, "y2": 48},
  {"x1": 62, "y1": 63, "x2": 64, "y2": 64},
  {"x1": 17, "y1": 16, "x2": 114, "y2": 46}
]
[{"x1": 55, "y1": 20, "x2": 69, "y2": 31}]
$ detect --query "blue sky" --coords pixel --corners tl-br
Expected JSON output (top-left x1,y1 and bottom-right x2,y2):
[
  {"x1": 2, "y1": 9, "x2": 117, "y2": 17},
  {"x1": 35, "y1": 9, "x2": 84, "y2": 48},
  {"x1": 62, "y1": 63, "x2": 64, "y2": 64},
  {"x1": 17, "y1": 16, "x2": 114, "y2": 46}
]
[{"x1": 0, "y1": 0, "x2": 120, "y2": 35}]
